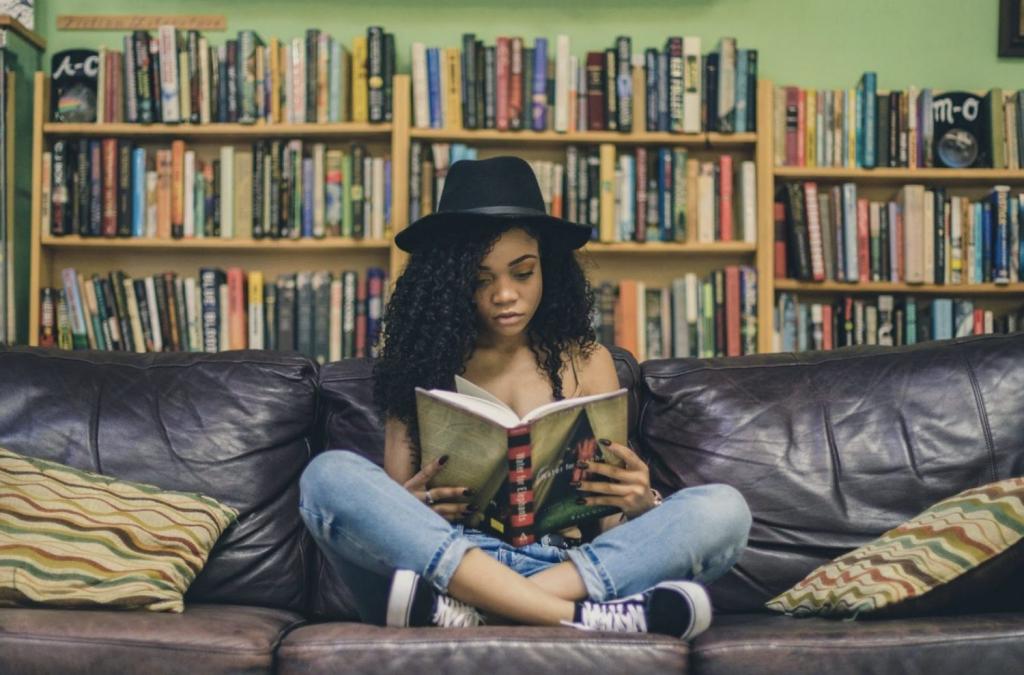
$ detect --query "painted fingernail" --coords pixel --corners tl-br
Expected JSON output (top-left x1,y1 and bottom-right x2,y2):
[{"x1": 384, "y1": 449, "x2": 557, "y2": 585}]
[
  {"x1": 575, "y1": 497, "x2": 587, "y2": 505},
  {"x1": 463, "y1": 488, "x2": 474, "y2": 497},
  {"x1": 569, "y1": 481, "x2": 581, "y2": 488},
  {"x1": 576, "y1": 461, "x2": 589, "y2": 469},
  {"x1": 439, "y1": 455, "x2": 449, "y2": 465},
  {"x1": 598, "y1": 438, "x2": 612, "y2": 446}
]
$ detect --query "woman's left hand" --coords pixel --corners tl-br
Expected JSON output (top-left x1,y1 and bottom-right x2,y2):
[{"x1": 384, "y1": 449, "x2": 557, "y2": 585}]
[{"x1": 575, "y1": 439, "x2": 657, "y2": 520}]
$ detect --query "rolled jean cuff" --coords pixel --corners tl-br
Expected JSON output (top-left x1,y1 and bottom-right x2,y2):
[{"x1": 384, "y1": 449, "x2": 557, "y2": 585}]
[
  {"x1": 423, "y1": 529, "x2": 477, "y2": 595},
  {"x1": 566, "y1": 542, "x2": 617, "y2": 602}
]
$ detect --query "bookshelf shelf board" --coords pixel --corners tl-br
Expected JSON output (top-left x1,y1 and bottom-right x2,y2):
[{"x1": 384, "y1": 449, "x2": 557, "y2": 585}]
[
  {"x1": 773, "y1": 166, "x2": 1024, "y2": 183},
  {"x1": 409, "y1": 128, "x2": 756, "y2": 147},
  {"x1": 774, "y1": 279, "x2": 1024, "y2": 296},
  {"x1": 40, "y1": 235, "x2": 392, "y2": 251},
  {"x1": 42, "y1": 122, "x2": 393, "y2": 139},
  {"x1": 584, "y1": 241, "x2": 757, "y2": 254}
]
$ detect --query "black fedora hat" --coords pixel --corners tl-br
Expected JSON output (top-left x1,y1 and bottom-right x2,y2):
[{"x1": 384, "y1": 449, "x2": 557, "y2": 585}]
[{"x1": 394, "y1": 155, "x2": 592, "y2": 253}]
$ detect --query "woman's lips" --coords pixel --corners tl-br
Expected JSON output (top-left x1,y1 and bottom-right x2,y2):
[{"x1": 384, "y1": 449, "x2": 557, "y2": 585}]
[{"x1": 494, "y1": 313, "x2": 523, "y2": 325}]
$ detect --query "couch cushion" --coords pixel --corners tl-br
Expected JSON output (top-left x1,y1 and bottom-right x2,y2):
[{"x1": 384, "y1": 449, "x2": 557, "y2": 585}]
[
  {"x1": 276, "y1": 623, "x2": 687, "y2": 675},
  {"x1": 689, "y1": 612, "x2": 1024, "y2": 675},
  {"x1": 0, "y1": 604, "x2": 303, "y2": 674},
  {"x1": 0, "y1": 446, "x2": 237, "y2": 612},
  {"x1": 638, "y1": 334, "x2": 1024, "y2": 613},
  {"x1": 765, "y1": 476, "x2": 1024, "y2": 618},
  {"x1": 0, "y1": 347, "x2": 319, "y2": 612},
  {"x1": 310, "y1": 346, "x2": 643, "y2": 620}
]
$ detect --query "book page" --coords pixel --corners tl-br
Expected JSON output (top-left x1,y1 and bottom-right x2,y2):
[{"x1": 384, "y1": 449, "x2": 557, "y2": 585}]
[
  {"x1": 523, "y1": 387, "x2": 628, "y2": 424},
  {"x1": 417, "y1": 387, "x2": 521, "y2": 428},
  {"x1": 415, "y1": 389, "x2": 512, "y2": 516},
  {"x1": 530, "y1": 392, "x2": 628, "y2": 524},
  {"x1": 454, "y1": 375, "x2": 511, "y2": 409}
]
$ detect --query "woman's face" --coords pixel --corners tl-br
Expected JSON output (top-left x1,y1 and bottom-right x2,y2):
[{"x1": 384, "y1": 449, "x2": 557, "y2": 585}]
[{"x1": 473, "y1": 227, "x2": 543, "y2": 341}]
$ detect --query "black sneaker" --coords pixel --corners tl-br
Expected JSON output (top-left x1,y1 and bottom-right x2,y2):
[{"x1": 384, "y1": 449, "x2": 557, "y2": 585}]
[
  {"x1": 565, "y1": 581, "x2": 712, "y2": 640},
  {"x1": 385, "y1": 569, "x2": 484, "y2": 628}
]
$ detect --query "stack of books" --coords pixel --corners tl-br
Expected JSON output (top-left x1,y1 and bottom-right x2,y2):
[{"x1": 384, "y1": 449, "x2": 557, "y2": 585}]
[
  {"x1": 56, "y1": 26, "x2": 396, "y2": 125},
  {"x1": 593, "y1": 266, "x2": 757, "y2": 361},
  {"x1": 40, "y1": 266, "x2": 389, "y2": 363},
  {"x1": 411, "y1": 34, "x2": 757, "y2": 133},
  {"x1": 43, "y1": 139, "x2": 390, "y2": 240}
]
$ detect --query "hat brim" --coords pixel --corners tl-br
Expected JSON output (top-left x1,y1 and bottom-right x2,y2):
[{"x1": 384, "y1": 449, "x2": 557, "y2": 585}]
[{"x1": 395, "y1": 211, "x2": 592, "y2": 253}]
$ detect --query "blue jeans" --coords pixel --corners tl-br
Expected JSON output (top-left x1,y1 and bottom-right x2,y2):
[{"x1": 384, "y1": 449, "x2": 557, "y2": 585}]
[{"x1": 298, "y1": 450, "x2": 751, "y2": 625}]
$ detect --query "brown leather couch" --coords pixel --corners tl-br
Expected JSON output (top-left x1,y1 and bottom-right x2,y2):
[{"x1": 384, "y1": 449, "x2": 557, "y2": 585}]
[{"x1": 1, "y1": 333, "x2": 1022, "y2": 674}]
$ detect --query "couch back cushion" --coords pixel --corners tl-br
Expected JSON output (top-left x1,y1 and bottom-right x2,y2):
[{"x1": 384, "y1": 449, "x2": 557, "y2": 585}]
[
  {"x1": 638, "y1": 333, "x2": 1024, "y2": 613},
  {"x1": 310, "y1": 345, "x2": 642, "y2": 619},
  {"x1": 0, "y1": 348, "x2": 319, "y2": 613}
]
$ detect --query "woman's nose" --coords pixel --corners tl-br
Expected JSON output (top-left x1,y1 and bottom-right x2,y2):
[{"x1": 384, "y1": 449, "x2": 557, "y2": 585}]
[{"x1": 492, "y1": 279, "x2": 517, "y2": 304}]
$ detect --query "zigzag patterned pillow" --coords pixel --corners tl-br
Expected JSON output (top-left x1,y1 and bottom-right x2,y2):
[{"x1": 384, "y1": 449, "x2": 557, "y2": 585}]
[
  {"x1": 0, "y1": 447, "x2": 238, "y2": 612},
  {"x1": 766, "y1": 477, "x2": 1024, "y2": 618}
]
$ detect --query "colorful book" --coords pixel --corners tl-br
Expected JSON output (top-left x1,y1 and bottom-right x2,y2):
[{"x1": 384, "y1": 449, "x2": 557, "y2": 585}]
[{"x1": 416, "y1": 379, "x2": 628, "y2": 547}]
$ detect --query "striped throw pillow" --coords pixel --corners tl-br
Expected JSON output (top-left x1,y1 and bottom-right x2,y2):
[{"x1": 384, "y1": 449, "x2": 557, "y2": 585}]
[
  {"x1": 0, "y1": 447, "x2": 238, "y2": 612},
  {"x1": 766, "y1": 477, "x2": 1024, "y2": 618}
]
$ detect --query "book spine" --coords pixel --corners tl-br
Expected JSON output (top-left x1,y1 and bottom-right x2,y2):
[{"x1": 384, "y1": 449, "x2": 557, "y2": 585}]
[
  {"x1": 532, "y1": 38, "x2": 548, "y2": 132},
  {"x1": 367, "y1": 27, "x2": 385, "y2": 123},
  {"x1": 199, "y1": 268, "x2": 221, "y2": 352},
  {"x1": 50, "y1": 142, "x2": 68, "y2": 235},
  {"x1": 604, "y1": 48, "x2": 617, "y2": 131},
  {"x1": 158, "y1": 25, "x2": 180, "y2": 123},
  {"x1": 89, "y1": 140, "x2": 102, "y2": 236},
  {"x1": 616, "y1": 36, "x2": 632, "y2": 133},
  {"x1": 506, "y1": 424, "x2": 535, "y2": 548}
]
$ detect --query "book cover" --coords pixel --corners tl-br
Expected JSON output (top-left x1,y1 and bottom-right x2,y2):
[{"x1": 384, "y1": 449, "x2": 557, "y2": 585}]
[
  {"x1": 417, "y1": 380, "x2": 628, "y2": 546},
  {"x1": 51, "y1": 49, "x2": 98, "y2": 122}
]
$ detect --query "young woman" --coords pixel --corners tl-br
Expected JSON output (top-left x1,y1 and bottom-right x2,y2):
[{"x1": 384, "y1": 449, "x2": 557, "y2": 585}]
[{"x1": 299, "y1": 156, "x2": 751, "y2": 639}]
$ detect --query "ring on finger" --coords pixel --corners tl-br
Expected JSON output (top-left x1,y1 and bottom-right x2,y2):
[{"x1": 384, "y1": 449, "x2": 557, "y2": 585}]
[{"x1": 424, "y1": 489, "x2": 435, "y2": 505}]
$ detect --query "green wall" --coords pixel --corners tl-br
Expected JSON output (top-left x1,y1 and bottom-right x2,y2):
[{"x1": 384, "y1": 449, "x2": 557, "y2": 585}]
[
  {"x1": 34, "y1": 0, "x2": 1024, "y2": 90},
  {"x1": 12, "y1": 0, "x2": 1022, "y2": 342}
]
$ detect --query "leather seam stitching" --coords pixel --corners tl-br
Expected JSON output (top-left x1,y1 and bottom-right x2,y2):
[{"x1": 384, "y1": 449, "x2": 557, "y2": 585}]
[
  {"x1": 962, "y1": 351, "x2": 999, "y2": 482},
  {"x1": 0, "y1": 634, "x2": 278, "y2": 655},
  {"x1": 694, "y1": 632, "x2": 1024, "y2": 654},
  {"x1": 641, "y1": 334, "x2": 1019, "y2": 380},
  {"x1": 280, "y1": 639, "x2": 686, "y2": 651}
]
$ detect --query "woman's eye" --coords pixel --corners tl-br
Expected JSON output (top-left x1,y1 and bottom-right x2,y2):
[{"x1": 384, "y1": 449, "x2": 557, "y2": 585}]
[
  {"x1": 514, "y1": 271, "x2": 534, "y2": 280},
  {"x1": 475, "y1": 277, "x2": 491, "y2": 287}
]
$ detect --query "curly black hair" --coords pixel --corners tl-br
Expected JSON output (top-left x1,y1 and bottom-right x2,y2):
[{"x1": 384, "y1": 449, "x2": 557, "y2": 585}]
[{"x1": 373, "y1": 221, "x2": 597, "y2": 461}]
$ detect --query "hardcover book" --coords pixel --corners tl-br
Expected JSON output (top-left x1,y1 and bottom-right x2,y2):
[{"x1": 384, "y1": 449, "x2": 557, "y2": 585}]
[{"x1": 416, "y1": 377, "x2": 628, "y2": 547}]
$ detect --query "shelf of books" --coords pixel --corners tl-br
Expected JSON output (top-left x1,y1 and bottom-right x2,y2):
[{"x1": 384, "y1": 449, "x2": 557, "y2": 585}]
[
  {"x1": 30, "y1": 24, "x2": 403, "y2": 360},
  {"x1": 406, "y1": 31, "x2": 773, "y2": 358},
  {"x1": 29, "y1": 28, "x2": 774, "y2": 361},
  {"x1": 769, "y1": 76, "x2": 1024, "y2": 352}
]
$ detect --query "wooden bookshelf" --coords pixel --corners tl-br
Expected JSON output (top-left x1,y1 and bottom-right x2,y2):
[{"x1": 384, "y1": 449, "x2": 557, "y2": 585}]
[
  {"x1": 28, "y1": 70, "x2": 397, "y2": 345},
  {"x1": 40, "y1": 234, "x2": 392, "y2": 251},
  {"x1": 774, "y1": 279, "x2": 1024, "y2": 296},
  {"x1": 583, "y1": 241, "x2": 757, "y2": 254},
  {"x1": 28, "y1": 66, "x2": 772, "y2": 354},
  {"x1": 774, "y1": 166, "x2": 1024, "y2": 183},
  {"x1": 409, "y1": 127, "x2": 755, "y2": 147},
  {"x1": 768, "y1": 89, "x2": 1024, "y2": 347},
  {"x1": 42, "y1": 122, "x2": 392, "y2": 139},
  {"x1": 0, "y1": 17, "x2": 45, "y2": 52},
  {"x1": 405, "y1": 67, "x2": 773, "y2": 353}
]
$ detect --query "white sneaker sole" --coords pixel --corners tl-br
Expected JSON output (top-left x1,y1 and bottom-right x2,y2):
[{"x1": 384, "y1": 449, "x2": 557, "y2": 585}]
[
  {"x1": 655, "y1": 580, "x2": 713, "y2": 639},
  {"x1": 386, "y1": 569, "x2": 419, "y2": 627}
]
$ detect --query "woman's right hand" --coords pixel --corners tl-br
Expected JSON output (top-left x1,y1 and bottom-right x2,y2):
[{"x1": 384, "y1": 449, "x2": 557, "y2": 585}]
[{"x1": 403, "y1": 454, "x2": 477, "y2": 522}]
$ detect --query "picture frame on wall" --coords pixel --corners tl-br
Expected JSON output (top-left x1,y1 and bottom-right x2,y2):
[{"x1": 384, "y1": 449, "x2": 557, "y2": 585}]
[
  {"x1": 999, "y1": 0, "x2": 1024, "y2": 57},
  {"x1": 0, "y1": 1, "x2": 34, "y2": 30}
]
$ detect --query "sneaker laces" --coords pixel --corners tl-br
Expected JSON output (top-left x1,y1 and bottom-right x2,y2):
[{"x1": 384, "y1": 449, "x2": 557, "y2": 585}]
[
  {"x1": 432, "y1": 594, "x2": 485, "y2": 628},
  {"x1": 567, "y1": 597, "x2": 648, "y2": 633}
]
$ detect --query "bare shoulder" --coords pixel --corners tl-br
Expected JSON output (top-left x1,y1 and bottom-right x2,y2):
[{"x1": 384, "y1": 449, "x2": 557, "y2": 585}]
[{"x1": 574, "y1": 343, "x2": 620, "y2": 395}]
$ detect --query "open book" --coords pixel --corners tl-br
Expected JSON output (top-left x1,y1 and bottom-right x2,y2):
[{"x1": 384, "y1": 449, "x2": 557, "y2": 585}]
[{"x1": 415, "y1": 376, "x2": 628, "y2": 547}]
